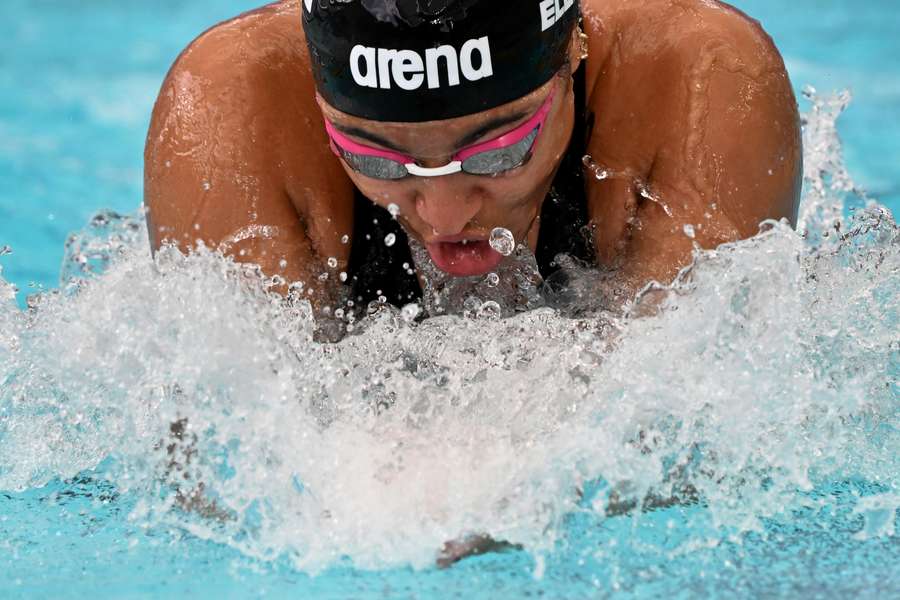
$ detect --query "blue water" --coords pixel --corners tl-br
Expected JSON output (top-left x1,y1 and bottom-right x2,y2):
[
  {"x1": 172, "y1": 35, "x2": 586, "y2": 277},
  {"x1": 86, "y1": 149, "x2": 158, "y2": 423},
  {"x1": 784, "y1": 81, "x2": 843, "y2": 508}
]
[{"x1": 1, "y1": 1, "x2": 898, "y2": 598}]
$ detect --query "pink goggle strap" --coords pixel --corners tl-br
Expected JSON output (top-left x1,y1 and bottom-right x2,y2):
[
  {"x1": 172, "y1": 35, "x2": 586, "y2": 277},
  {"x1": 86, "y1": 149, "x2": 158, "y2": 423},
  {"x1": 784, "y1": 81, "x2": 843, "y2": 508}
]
[
  {"x1": 454, "y1": 89, "x2": 555, "y2": 162},
  {"x1": 323, "y1": 120, "x2": 414, "y2": 165}
]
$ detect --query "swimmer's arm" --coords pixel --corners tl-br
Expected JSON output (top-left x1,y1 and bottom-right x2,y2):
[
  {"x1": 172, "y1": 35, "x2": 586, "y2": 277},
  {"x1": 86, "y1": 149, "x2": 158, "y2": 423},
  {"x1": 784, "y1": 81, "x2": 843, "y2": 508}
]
[
  {"x1": 588, "y1": 8, "x2": 802, "y2": 289},
  {"x1": 143, "y1": 13, "x2": 354, "y2": 303}
]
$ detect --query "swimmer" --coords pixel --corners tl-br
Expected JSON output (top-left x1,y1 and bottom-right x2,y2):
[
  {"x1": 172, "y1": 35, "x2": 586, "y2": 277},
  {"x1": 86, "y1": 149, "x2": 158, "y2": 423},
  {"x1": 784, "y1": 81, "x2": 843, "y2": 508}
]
[
  {"x1": 145, "y1": 0, "x2": 801, "y2": 319},
  {"x1": 144, "y1": 0, "x2": 801, "y2": 564}
]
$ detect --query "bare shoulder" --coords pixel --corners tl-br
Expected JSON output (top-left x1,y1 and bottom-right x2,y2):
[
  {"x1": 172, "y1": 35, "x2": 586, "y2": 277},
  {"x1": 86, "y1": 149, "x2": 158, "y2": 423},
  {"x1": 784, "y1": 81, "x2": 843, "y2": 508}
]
[
  {"x1": 580, "y1": 0, "x2": 787, "y2": 91},
  {"x1": 169, "y1": 1, "x2": 308, "y2": 79},
  {"x1": 146, "y1": 1, "x2": 311, "y2": 151}
]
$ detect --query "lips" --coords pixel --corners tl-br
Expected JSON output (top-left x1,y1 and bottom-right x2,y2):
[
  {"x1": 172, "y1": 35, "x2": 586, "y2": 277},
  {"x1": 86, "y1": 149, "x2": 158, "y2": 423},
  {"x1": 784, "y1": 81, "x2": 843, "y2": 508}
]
[{"x1": 426, "y1": 239, "x2": 504, "y2": 277}]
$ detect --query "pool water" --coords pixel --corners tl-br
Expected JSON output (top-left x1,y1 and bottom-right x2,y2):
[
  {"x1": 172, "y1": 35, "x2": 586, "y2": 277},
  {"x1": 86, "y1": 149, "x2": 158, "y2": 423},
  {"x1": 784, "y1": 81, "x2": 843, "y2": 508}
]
[{"x1": 1, "y1": 1, "x2": 898, "y2": 598}]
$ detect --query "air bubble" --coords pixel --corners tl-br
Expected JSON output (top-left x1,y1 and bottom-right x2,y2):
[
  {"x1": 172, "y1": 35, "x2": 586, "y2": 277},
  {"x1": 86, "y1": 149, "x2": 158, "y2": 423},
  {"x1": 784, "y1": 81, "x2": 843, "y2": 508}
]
[{"x1": 489, "y1": 228, "x2": 515, "y2": 256}]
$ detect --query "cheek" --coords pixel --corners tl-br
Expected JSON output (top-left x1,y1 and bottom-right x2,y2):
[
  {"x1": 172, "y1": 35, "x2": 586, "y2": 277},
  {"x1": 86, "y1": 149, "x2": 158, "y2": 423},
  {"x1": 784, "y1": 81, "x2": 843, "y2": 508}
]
[
  {"x1": 345, "y1": 171, "x2": 410, "y2": 208},
  {"x1": 485, "y1": 141, "x2": 564, "y2": 205}
]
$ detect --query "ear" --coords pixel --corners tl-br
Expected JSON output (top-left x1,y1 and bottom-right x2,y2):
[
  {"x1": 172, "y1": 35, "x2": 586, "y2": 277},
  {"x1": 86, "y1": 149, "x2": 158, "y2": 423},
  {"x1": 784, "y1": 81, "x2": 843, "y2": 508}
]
[{"x1": 566, "y1": 23, "x2": 586, "y2": 75}]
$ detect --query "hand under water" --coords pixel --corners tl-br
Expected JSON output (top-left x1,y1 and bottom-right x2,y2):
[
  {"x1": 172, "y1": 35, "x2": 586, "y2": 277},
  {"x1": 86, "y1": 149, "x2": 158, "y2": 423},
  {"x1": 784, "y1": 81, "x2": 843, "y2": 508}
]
[{"x1": 436, "y1": 535, "x2": 521, "y2": 568}]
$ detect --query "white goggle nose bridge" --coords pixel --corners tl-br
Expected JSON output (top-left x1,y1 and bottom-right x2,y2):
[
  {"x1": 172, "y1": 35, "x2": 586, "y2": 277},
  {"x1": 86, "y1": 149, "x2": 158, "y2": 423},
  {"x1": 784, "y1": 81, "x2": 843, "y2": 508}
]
[{"x1": 404, "y1": 161, "x2": 464, "y2": 177}]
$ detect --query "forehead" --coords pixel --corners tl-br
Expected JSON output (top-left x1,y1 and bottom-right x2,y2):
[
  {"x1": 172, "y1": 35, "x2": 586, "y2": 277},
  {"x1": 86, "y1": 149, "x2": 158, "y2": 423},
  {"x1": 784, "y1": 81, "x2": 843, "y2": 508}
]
[{"x1": 317, "y1": 77, "x2": 555, "y2": 151}]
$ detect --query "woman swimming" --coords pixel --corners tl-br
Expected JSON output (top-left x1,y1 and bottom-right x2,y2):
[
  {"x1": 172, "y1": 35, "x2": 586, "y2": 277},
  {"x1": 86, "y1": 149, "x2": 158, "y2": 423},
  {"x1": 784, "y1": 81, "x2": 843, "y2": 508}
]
[{"x1": 144, "y1": 0, "x2": 801, "y2": 321}]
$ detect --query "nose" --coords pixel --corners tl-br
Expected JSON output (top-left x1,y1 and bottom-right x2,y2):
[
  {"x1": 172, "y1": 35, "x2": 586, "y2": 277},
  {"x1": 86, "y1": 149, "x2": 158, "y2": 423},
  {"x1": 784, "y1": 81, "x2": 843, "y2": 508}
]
[{"x1": 414, "y1": 178, "x2": 484, "y2": 236}]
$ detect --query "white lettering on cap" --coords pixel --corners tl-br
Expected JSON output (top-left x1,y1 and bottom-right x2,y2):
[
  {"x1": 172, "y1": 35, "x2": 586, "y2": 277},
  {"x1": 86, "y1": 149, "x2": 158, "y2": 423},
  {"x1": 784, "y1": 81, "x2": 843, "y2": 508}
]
[
  {"x1": 540, "y1": 0, "x2": 575, "y2": 32},
  {"x1": 349, "y1": 37, "x2": 493, "y2": 91},
  {"x1": 350, "y1": 45, "x2": 378, "y2": 88}
]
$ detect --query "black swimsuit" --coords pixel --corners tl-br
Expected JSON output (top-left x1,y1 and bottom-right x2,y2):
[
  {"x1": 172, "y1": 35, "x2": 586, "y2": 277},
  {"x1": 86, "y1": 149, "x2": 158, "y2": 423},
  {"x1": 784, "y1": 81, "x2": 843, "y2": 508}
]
[{"x1": 345, "y1": 65, "x2": 594, "y2": 308}]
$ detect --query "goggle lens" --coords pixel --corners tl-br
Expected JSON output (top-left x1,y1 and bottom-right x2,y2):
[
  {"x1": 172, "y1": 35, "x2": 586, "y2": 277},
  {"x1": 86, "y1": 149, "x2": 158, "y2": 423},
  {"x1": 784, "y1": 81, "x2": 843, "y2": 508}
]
[
  {"x1": 336, "y1": 146, "x2": 409, "y2": 180},
  {"x1": 460, "y1": 127, "x2": 539, "y2": 175}
]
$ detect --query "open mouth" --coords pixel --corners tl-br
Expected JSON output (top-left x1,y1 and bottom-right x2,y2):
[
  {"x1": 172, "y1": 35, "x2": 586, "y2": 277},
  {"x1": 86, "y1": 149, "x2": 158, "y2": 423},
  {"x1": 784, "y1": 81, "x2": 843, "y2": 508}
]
[{"x1": 425, "y1": 239, "x2": 504, "y2": 277}]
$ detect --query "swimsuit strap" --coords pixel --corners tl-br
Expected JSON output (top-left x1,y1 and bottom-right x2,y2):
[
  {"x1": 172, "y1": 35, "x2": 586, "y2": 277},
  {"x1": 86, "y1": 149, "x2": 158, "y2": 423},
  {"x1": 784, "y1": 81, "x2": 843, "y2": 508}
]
[
  {"x1": 346, "y1": 64, "x2": 593, "y2": 309},
  {"x1": 535, "y1": 62, "x2": 595, "y2": 276},
  {"x1": 346, "y1": 189, "x2": 421, "y2": 308}
]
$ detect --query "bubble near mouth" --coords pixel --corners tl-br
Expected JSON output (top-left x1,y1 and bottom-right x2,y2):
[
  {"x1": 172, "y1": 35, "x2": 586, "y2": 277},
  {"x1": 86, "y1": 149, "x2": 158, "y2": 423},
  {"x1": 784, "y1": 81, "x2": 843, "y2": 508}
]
[{"x1": 489, "y1": 228, "x2": 516, "y2": 256}]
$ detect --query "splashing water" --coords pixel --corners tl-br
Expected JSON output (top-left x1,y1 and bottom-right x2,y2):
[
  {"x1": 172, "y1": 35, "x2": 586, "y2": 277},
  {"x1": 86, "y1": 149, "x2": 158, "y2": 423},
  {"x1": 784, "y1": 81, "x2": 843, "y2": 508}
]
[{"x1": 0, "y1": 93, "x2": 897, "y2": 582}]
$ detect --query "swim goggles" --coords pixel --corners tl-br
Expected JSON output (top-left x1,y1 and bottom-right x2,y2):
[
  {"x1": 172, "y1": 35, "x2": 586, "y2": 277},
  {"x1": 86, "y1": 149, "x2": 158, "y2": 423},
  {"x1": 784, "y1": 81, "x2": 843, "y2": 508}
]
[{"x1": 323, "y1": 90, "x2": 556, "y2": 180}]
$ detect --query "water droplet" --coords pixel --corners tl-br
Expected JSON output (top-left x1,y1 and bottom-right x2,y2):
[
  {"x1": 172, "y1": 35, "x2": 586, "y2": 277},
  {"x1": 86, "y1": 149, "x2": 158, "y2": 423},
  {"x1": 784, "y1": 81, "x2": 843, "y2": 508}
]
[
  {"x1": 489, "y1": 228, "x2": 515, "y2": 256},
  {"x1": 384, "y1": 233, "x2": 396, "y2": 247},
  {"x1": 463, "y1": 296, "x2": 482, "y2": 314},
  {"x1": 582, "y1": 155, "x2": 610, "y2": 180},
  {"x1": 1, "y1": 245, "x2": 13, "y2": 257},
  {"x1": 327, "y1": 257, "x2": 338, "y2": 269},
  {"x1": 477, "y1": 301, "x2": 502, "y2": 319},
  {"x1": 400, "y1": 303, "x2": 421, "y2": 322},
  {"x1": 485, "y1": 272, "x2": 500, "y2": 288},
  {"x1": 683, "y1": 224, "x2": 696, "y2": 239},
  {"x1": 387, "y1": 203, "x2": 401, "y2": 217},
  {"x1": 339, "y1": 271, "x2": 348, "y2": 282},
  {"x1": 279, "y1": 259, "x2": 288, "y2": 269},
  {"x1": 341, "y1": 235, "x2": 350, "y2": 245},
  {"x1": 333, "y1": 308, "x2": 345, "y2": 319},
  {"x1": 202, "y1": 181, "x2": 211, "y2": 191}
]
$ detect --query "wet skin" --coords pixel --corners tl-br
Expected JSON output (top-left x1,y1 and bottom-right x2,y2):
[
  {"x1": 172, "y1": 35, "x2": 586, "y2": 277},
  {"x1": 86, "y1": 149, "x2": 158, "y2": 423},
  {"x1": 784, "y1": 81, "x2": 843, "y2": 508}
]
[{"x1": 145, "y1": 0, "x2": 802, "y2": 311}]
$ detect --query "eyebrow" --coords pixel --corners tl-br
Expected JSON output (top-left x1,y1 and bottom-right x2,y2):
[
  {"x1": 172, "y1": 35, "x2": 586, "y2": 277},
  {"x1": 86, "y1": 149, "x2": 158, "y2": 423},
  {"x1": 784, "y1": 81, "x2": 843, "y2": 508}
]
[
  {"x1": 332, "y1": 110, "x2": 532, "y2": 155},
  {"x1": 331, "y1": 125, "x2": 408, "y2": 153},
  {"x1": 454, "y1": 111, "x2": 530, "y2": 148}
]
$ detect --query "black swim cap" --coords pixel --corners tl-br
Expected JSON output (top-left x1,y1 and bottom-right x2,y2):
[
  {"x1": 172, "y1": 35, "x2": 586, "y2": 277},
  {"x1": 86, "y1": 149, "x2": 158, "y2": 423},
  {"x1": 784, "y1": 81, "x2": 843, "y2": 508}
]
[{"x1": 303, "y1": 0, "x2": 579, "y2": 122}]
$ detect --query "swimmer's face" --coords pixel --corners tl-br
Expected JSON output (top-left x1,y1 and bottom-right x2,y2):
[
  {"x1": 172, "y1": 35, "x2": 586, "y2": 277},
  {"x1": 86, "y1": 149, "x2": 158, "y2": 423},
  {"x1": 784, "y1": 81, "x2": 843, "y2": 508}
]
[{"x1": 317, "y1": 63, "x2": 579, "y2": 277}]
